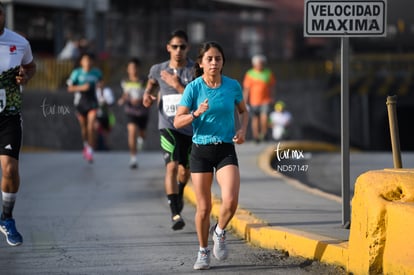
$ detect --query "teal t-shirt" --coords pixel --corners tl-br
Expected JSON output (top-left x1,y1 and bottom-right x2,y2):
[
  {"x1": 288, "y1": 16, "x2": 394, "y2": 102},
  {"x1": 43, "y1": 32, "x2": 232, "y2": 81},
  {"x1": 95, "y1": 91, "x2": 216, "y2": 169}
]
[
  {"x1": 68, "y1": 67, "x2": 102, "y2": 105},
  {"x1": 179, "y1": 75, "x2": 243, "y2": 145}
]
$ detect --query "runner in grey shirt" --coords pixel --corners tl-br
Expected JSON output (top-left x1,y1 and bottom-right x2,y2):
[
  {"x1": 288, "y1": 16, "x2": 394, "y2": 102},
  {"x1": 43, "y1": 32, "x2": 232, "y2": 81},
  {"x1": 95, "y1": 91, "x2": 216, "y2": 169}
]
[
  {"x1": 143, "y1": 30, "x2": 194, "y2": 230},
  {"x1": 148, "y1": 59, "x2": 193, "y2": 136}
]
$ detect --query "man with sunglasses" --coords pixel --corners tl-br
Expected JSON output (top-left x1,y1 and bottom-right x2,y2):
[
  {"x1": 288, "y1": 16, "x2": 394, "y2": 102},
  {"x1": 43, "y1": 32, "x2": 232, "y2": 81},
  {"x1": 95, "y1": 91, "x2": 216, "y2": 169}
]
[{"x1": 143, "y1": 30, "x2": 194, "y2": 230}]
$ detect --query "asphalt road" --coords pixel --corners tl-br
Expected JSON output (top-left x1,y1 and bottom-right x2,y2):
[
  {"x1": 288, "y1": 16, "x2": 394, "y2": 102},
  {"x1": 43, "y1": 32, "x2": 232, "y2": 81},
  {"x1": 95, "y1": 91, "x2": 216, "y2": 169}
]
[{"x1": 0, "y1": 151, "x2": 345, "y2": 275}]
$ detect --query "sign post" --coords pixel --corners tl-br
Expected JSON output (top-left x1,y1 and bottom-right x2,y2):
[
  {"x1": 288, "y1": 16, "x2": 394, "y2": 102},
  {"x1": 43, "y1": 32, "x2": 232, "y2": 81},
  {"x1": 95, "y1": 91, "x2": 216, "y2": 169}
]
[
  {"x1": 304, "y1": 0, "x2": 387, "y2": 227},
  {"x1": 341, "y1": 36, "x2": 350, "y2": 227}
]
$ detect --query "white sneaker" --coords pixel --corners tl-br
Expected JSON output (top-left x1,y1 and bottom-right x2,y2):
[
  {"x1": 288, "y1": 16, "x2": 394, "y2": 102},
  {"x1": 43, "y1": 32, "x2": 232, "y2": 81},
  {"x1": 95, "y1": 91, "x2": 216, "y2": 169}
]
[
  {"x1": 137, "y1": 137, "x2": 144, "y2": 151},
  {"x1": 193, "y1": 249, "x2": 210, "y2": 270},
  {"x1": 129, "y1": 158, "x2": 138, "y2": 169},
  {"x1": 210, "y1": 224, "x2": 228, "y2": 261}
]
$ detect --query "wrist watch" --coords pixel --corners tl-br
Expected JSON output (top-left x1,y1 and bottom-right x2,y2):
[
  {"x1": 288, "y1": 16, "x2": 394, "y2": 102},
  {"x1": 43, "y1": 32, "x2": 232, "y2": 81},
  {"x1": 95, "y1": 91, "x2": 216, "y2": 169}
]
[{"x1": 191, "y1": 110, "x2": 198, "y2": 119}]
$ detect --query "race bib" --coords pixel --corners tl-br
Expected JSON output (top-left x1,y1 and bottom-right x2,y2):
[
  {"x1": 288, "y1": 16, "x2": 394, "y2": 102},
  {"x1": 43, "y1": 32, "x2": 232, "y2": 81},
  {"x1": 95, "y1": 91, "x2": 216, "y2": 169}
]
[
  {"x1": 0, "y1": 89, "x2": 5, "y2": 113},
  {"x1": 162, "y1": 94, "x2": 182, "y2": 117}
]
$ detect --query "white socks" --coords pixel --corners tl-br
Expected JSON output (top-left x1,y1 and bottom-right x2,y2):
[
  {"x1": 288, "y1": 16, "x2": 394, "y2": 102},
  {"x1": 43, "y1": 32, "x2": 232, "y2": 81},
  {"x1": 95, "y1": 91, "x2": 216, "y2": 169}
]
[{"x1": 215, "y1": 225, "x2": 224, "y2": 235}]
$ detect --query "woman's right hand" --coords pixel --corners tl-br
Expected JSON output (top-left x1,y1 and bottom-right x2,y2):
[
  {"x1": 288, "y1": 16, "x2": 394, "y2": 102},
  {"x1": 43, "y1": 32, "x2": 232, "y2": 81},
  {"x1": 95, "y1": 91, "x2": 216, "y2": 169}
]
[{"x1": 195, "y1": 98, "x2": 209, "y2": 116}]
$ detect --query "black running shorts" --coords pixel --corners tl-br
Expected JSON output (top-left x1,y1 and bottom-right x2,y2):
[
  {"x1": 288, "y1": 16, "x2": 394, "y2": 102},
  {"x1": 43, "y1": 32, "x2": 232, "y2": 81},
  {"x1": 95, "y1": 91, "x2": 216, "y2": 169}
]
[
  {"x1": 0, "y1": 114, "x2": 22, "y2": 160},
  {"x1": 127, "y1": 114, "x2": 149, "y2": 130},
  {"x1": 75, "y1": 100, "x2": 98, "y2": 117},
  {"x1": 190, "y1": 142, "x2": 238, "y2": 173},
  {"x1": 159, "y1": 128, "x2": 192, "y2": 167}
]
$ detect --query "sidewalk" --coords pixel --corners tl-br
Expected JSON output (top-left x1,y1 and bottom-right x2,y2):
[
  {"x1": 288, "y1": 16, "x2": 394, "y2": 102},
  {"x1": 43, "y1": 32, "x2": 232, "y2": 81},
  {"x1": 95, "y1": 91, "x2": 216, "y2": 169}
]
[{"x1": 184, "y1": 141, "x2": 350, "y2": 268}]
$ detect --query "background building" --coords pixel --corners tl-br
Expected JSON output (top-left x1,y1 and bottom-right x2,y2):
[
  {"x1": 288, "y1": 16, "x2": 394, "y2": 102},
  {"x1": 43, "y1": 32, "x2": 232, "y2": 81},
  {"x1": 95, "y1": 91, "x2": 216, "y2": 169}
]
[{"x1": 3, "y1": 0, "x2": 414, "y2": 151}]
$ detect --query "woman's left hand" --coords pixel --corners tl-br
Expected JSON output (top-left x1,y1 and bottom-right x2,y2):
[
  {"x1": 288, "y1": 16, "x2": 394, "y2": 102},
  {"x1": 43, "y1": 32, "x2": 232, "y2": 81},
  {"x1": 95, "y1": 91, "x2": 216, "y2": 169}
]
[{"x1": 232, "y1": 130, "x2": 246, "y2": 144}]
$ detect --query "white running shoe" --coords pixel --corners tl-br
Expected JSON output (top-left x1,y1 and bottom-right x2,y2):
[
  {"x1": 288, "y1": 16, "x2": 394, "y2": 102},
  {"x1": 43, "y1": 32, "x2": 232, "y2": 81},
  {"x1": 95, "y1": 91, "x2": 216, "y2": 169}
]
[
  {"x1": 129, "y1": 158, "x2": 138, "y2": 169},
  {"x1": 137, "y1": 137, "x2": 144, "y2": 151},
  {"x1": 210, "y1": 224, "x2": 228, "y2": 261},
  {"x1": 193, "y1": 249, "x2": 210, "y2": 270}
]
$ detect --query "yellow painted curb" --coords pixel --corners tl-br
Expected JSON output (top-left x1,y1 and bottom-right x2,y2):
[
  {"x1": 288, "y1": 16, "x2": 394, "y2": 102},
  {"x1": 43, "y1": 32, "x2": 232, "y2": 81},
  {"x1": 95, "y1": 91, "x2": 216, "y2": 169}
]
[{"x1": 247, "y1": 225, "x2": 348, "y2": 266}]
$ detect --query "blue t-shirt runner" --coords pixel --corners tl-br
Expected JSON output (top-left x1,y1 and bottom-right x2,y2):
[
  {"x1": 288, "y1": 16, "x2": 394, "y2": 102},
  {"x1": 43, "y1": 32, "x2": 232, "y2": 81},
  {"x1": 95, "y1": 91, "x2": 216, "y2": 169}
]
[{"x1": 179, "y1": 75, "x2": 243, "y2": 145}]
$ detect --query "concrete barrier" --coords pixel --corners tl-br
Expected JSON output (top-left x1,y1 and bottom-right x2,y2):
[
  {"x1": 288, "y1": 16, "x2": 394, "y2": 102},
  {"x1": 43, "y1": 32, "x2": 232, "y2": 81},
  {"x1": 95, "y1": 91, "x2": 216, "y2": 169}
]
[
  {"x1": 348, "y1": 169, "x2": 414, "y2": 274},
  {"x1": 383, "y1": 201, "x2": 414, "y2": 274}
]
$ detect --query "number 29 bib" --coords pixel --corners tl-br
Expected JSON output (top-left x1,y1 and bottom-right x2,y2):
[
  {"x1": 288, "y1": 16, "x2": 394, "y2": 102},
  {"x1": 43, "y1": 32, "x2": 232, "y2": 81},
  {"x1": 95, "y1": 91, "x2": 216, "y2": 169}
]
[{"x1": 162, "y1": 94, "x2": 182, "y2": 117}]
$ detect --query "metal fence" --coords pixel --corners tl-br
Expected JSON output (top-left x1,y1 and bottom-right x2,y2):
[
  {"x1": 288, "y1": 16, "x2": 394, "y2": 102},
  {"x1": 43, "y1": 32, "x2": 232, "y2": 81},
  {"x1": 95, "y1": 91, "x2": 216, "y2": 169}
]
[
  {"x1": 26, "y1": 59, "x2": 74, "y2": 91},
  {"x1": 26, "y1": 53, "x2": 414, "y2": 92},
  {"x1": 25, "y1": 58, "x2": 330, "y2": 92}
]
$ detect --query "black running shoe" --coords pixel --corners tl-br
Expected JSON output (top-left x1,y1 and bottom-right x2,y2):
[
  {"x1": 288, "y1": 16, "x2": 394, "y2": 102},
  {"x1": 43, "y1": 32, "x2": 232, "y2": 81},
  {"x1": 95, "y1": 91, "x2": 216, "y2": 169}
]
[{"x1": 171, "y1": 214, "x2": 185, "y2": 230}]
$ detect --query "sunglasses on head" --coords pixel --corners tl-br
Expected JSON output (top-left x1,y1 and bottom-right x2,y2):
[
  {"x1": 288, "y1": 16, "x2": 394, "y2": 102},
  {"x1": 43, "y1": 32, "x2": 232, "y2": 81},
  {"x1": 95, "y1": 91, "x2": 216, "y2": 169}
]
[{"x1": 170, "y1": 44, "x2": 187, "y2": 50}]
